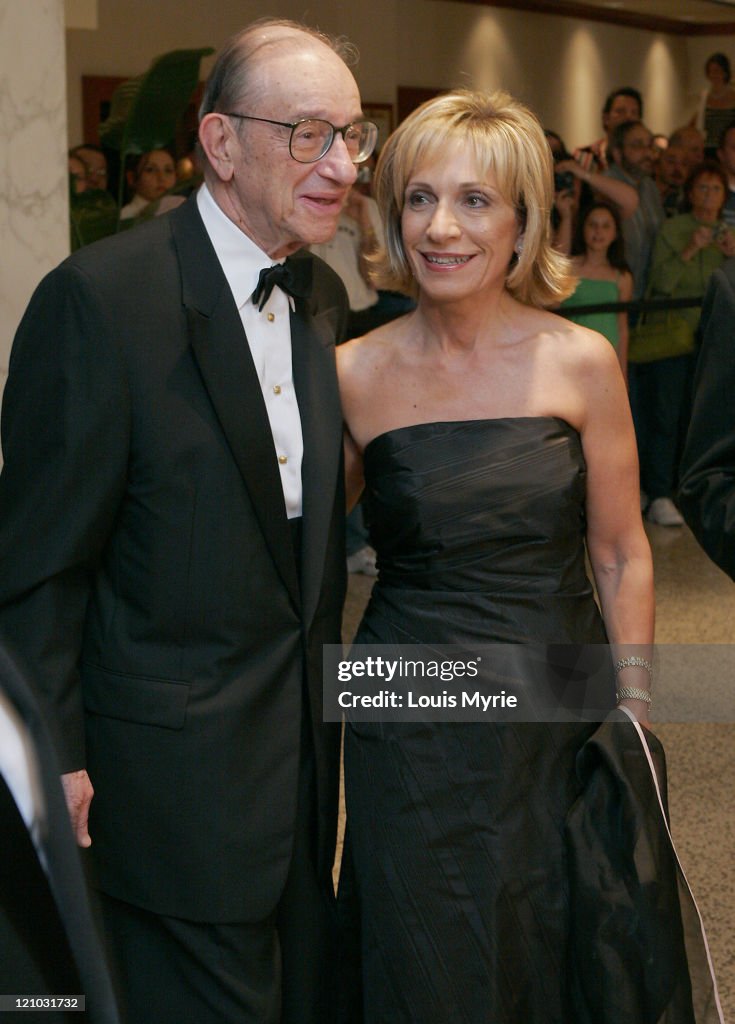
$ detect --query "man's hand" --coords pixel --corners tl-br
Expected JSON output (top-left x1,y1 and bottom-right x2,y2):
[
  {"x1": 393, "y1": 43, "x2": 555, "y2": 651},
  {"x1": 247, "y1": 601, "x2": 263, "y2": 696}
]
[{"x1": 61, "y1": 769, "x2": 94, "y2": 847}]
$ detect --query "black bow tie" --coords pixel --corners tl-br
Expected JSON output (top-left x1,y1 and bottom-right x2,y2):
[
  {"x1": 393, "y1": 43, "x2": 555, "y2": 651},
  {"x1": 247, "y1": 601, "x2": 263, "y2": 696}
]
[{"x1": 251, "y1": 258, "x2": 313, "y2": 311}]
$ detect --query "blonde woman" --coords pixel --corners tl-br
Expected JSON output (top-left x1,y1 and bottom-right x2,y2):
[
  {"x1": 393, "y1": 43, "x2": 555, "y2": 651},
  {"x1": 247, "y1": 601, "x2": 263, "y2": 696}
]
[{"x1": 337, "y1": 91, "x2": 717, "y2": 1023}]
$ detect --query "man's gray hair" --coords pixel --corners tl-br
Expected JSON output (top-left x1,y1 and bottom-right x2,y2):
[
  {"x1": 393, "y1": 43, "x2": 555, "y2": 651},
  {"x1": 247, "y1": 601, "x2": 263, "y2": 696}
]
[{"x1": 199, "y1": 19, "x2": 358, "y2": 121}]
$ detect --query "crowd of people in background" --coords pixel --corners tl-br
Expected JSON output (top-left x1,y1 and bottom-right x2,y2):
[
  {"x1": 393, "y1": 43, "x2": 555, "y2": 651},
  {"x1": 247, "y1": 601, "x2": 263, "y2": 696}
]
[{"x1": 547, "y1": 55, "x2": 735, "y2": 529}]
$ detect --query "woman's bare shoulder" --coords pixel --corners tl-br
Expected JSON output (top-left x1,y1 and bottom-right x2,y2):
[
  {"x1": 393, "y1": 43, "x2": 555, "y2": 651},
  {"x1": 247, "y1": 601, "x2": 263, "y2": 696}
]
[
  {"x1": 529, "y1": 308, "x2": 622, "y2": 384},
  {"x1": 337, "y1": 319, "x2": 409, "y2": 384}
]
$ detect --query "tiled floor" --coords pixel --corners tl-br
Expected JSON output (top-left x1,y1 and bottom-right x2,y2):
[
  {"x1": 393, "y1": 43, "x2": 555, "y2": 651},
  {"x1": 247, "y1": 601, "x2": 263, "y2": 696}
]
[
  {"x1": 645, "y1": 522, "x2": 734, "y2": 1018},
  {"x1": 341, "y1": 521, "x2": 735, "y2": 1016}
]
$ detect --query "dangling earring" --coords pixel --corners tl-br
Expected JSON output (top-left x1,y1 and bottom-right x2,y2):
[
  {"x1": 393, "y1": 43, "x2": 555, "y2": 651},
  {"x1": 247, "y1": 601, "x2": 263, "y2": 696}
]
[{"x1": 514, "y1": 239, "x2": 524, "y2": 255}]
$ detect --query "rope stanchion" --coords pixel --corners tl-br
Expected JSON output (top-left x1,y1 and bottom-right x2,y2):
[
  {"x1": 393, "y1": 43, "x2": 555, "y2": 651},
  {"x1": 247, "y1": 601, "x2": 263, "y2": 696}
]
[{"x1": 558, "y1": 295, "x2": 703, "y2": 318}]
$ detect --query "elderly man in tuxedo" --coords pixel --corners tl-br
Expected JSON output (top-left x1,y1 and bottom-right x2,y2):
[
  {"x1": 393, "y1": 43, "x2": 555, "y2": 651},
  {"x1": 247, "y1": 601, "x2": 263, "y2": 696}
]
[
  {"x1": 679, "y1": 260, "x2": 735, "y2": 579},
  {"x1": 0, "y1": 19, "x2": 377, "y2": 1024}
]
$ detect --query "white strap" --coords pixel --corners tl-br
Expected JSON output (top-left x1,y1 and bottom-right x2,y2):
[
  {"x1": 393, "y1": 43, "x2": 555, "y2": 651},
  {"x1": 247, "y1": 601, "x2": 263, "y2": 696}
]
[{"x1": 617, "y1": 706, "x2": 724, "y2": 1023}]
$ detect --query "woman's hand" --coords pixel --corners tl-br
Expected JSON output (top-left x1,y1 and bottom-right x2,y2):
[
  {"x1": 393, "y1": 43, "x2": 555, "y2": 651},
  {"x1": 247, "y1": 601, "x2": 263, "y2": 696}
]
[{"x1": 681, "y1": 225, "x2": 714, "y2": 261}]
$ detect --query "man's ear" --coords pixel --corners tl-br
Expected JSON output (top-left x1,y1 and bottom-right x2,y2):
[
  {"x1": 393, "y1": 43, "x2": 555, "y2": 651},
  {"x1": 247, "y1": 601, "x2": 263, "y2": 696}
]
[{"x1": 199, "y1": 113, "x2": 238, "y2": 182}]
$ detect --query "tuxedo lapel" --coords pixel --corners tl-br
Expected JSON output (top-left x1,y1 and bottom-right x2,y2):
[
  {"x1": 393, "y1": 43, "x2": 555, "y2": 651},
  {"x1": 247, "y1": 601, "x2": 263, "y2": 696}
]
[
  {"x1": 291, "y1": 303, "x2": 343, "y2": 629},
  {"x1": 171, "y1": 201, "x2": 300, "y2": 611}
]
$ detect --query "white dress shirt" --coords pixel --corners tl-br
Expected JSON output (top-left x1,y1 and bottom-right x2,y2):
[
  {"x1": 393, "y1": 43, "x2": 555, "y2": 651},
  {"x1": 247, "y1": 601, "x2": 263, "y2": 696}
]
[{"x1": 197, "y1": 185, "x2": 304, "y2": 518}]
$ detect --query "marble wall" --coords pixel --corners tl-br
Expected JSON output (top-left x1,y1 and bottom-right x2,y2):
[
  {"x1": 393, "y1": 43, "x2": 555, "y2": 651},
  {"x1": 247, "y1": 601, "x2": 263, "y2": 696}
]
[{"x1": 0, "y1": 0, "x2": 69, "y2": 407}]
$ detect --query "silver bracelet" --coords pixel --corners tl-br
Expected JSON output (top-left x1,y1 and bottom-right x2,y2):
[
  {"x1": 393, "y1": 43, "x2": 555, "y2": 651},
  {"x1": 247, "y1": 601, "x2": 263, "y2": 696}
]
[
  {"x1": 614, "y1": 655, "x2": 653, "y2": 680},
  {"x1": 616, "y1": 686, "x2": 652, "y2": 706}
]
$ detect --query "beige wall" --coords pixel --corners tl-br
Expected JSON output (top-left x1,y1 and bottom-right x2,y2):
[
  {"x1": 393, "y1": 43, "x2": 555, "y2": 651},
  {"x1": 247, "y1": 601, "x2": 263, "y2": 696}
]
[
  {"x1": 1, "y1": 0, "x2": 69, "y2": 401},
  {"x1": 65, "y1": 1, "x2": 710, "y2": 155}
]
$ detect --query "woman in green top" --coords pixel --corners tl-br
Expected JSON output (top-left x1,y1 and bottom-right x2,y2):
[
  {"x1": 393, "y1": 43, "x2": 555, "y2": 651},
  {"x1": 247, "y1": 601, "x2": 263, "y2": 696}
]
[
  {"x1": 561, "y1": 202, "x2": 632, "y2": 383},
  {"x1": 639, "y1": 160, "x2": 735, "y2": 526},
  {"x1": 649, "y1": 161, "x2": 735, "y2": 329}
]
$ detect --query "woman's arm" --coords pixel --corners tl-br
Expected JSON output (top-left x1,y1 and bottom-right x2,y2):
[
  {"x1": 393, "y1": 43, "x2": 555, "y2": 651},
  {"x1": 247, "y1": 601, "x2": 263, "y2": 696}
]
[
  {"x1": 552, "y1": 188, "x2": 578, "y2": 255},
  {"x1": 616, "y1": 271, "x2": 632, "y2": 386},
  {"x1": 576, "y1": 334, "x2": 655, "y2": 724}
]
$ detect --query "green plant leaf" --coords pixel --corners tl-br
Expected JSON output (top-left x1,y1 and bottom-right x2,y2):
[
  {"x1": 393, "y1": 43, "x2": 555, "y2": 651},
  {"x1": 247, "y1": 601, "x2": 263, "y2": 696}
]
[
  {"x1": 99, "y1": 47, "x2": 213, "y2": 155},
  {"x1": 69, "y1": 187, "x2": 120, "y2": 251}
]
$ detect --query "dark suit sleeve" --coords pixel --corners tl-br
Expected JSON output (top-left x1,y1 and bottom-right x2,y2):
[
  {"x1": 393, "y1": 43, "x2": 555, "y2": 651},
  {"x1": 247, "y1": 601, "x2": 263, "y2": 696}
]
[
  {"x1": 678, "y1": 265, "x2": 735, "y2": 579},
  {"x1": 0, "y1": 261, "x2": 131, "y2": 769}
]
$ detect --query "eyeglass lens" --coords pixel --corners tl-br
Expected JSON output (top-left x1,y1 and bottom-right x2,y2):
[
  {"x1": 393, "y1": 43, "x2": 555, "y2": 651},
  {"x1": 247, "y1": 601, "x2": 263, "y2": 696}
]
[{"x1": 290, "y1": 120, "x2": 377, "y2": 163}]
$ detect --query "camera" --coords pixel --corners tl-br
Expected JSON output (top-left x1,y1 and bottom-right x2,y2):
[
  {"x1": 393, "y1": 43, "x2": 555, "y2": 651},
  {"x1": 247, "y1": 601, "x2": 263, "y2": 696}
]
[
  {"x1": 713, "y1": 222, "x2": 730, "y2": 243},
  {"x1": 554, "y1": 170, "x2": 575, "y2": 194}
]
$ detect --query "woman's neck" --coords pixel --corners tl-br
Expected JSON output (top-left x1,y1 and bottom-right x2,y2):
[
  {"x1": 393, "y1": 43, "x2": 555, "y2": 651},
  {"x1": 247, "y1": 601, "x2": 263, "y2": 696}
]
[
  {"x1": 692, "y1": 211, "x2": 720, "y2": 227},
  {"x1": 575, "y1": 251, "x2": 613, "y2": 276},
  {"x1": 414, "y1": 289, "x2": 517, "y2": 354},
  {"x1": 581, "y1": 250, "x2": 610, "y2": 269}
]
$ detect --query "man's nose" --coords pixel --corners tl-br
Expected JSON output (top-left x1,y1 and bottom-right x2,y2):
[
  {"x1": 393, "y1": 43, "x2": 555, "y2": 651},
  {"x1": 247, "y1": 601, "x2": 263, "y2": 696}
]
[{"x1": 319, "y1": 134, "x2": 358, "y2": 185}]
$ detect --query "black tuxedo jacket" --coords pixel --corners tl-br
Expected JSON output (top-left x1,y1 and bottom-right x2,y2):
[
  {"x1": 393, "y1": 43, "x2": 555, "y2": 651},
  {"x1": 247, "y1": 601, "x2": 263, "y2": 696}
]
[
  {"x1": 0, "y1": 644, "x2": 119, "y2": 1023},
  {"x1": 679, "y1": 260, "x2": 735, "y2": 579},
  {"x1": 0, "y1": 198, "x2": 347, "y2": 922}
]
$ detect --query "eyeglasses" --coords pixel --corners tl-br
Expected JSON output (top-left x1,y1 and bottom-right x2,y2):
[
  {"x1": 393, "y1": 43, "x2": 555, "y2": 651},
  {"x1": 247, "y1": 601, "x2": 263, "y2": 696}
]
[
  {"x1": 223, "y1": 113, "x2": 378, "y2": 164},
  {"x1": 693, "y1": 181, "x2": 725, "y2": 194}
]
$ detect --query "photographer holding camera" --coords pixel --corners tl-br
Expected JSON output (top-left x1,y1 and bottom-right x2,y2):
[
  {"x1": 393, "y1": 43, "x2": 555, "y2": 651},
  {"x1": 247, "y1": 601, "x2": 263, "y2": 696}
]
[{"x1": 546, "y1": 131, "x2": 639, "y2": 255}]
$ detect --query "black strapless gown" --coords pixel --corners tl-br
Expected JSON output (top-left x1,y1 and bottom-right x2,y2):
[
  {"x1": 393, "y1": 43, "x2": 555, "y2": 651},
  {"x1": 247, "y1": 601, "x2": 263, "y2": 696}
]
[{"x1": 340, "y1": 419, "x2": 717, "y2": 1024}]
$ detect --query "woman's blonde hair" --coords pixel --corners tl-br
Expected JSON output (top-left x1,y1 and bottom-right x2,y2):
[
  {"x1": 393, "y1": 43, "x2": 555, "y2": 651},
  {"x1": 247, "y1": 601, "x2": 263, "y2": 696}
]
[{"x1": 372, "y1": 89, "x2": 574, "y2": 307}]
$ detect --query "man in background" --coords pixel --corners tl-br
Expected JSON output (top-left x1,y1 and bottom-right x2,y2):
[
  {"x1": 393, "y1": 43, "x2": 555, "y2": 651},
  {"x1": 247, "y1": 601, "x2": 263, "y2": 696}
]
[
  {"x1": 655, "y1": 142, "x2": 688, "y2": 217},
  {"x1": 68, "y1": 144, "x2": 109, "y2": 193},
  {"x1": 668, "y1": 125, "x2": 706, "y2": 172},
  {"x1": 576, "y1": 86, "x2": 643, "y2": 170},
  {"x1": 605, "y1": 119, "x2": 664, "y2": 298}
]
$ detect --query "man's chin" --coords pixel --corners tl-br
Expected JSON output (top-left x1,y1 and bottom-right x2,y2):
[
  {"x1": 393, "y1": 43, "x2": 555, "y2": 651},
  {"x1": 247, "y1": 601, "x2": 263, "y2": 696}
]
[{"x1": 305, "y1": 217, "x2": 342, "y2": 245}]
